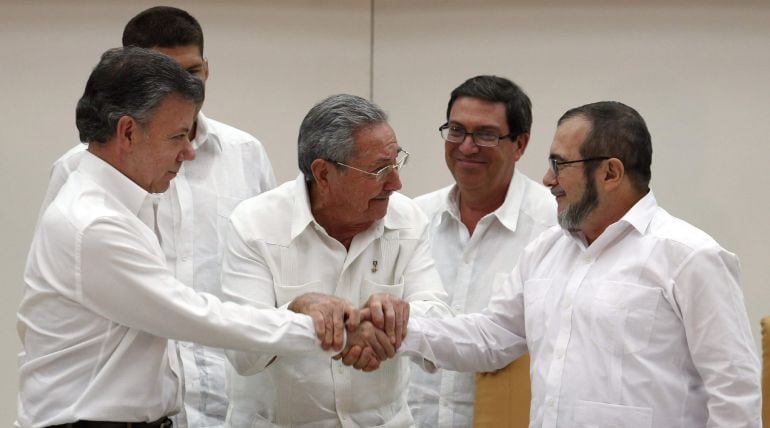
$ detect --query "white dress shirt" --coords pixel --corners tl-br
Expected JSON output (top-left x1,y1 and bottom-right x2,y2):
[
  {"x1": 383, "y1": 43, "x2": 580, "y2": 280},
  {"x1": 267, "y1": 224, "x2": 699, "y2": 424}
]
[
  {"x1": 403, "y1": 192, "x2": 762, "y2": 427},
  {"x1": 17, "y1": 153, "x2": 329, "y2": 428},
  {"x1": 221, "y1": 175, "x2": 452, "y2": 427},
  {"x1": 409, "y1": 170, "x2": 556, "y2": 427},
  {"x1": 36, "y1": 112, "x2": 276, "y2": 427}
]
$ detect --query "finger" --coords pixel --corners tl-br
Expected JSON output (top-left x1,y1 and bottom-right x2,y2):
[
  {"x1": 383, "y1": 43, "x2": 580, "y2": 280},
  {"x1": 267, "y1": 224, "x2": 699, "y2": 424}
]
[
  {"x1": 332, "y1": 302, "x2": 344, "y2": 351},
  {"x1": 394, "y1": 303, "x2": 405, "y2": 350},
  {"x1": 383, "y1": 299, "x2": 396, "y2": 345},
  {"x1": 345, "y1": 305, "x2": 360, "y2": 331},
  {"x1": 323, "y1": 305, "x2": 334, "y2": 349},
  {"x1": 363, "y1": 357, "x2": 381, "y2": 372},
  {"x1": 341, "y1": 345, "x2": 363, "y2": 366},
  {"x1": 370, "y1": 298, "x2": 385, "y2": 330},
  {"x1": 311, "y1": 311, "x2": 327, "y2": 349},
  {"x1": 365, "y1": 325, "x2": 388, "y2": 360},
  {"x1": 354, "y1": 348, "x2": 375, "y2": 370},
  {"x1": 359, "y1": 307, "x2": 372, "y2": 322},
  {"x1": 374, "y1": 328, "x2": 396, "y2": 358}
]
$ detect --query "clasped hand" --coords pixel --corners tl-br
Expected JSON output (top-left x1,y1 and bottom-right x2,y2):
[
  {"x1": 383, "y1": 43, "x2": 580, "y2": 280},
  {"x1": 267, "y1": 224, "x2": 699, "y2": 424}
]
[{"x1": 288, "y1": 292, "x2": 410, "y2": 371}]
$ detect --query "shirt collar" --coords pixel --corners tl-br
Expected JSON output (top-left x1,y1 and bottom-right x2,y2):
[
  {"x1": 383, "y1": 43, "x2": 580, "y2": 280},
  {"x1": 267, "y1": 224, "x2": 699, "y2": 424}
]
[
  {"x1": 619, "y1": 190, "x2": 657, "y2": 234},
  {"x1": 79, "y1": 151, "x2": 150, "y2": 218},
  {"x1": 439, "y1": 169, "x2": 526, "y2": 232},
  {"x1": 190, "y1": 111, "x2": 211, "y2": 151},
  {"x1": 290, "y1": 174, "x2": 316, "y2": 240},
  {"x1": 563, "y1": 190, "x2": 657, "y2": 247},
  {"x1": 288, "y1": 174, "x2": 410, "y2": 241}
]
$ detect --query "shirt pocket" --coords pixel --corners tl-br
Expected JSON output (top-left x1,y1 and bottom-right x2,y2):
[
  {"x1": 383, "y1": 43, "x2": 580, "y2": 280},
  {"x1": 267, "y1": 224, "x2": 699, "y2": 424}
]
[
  {"x1": 588, "y1": 281, "x2": 660, "y2": 355},
  {"x1": 523, "y1": 278, "x2": 552, "y2": 344},
  {"x1": 573, "y1": 399, "x2": 653, "y2": 428},
  {"x1": 360, "y1": 276, "x2": 405, "y2": 303},
  {"x1": 273, "y1": 280, "x2": 324, "y2": 307}
]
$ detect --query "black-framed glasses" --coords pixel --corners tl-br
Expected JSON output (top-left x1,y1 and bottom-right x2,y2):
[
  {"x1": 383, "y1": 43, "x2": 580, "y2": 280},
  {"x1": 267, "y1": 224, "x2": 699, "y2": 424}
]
[
  {"x1": 334, "y1": 149, "x2": 410, "y2": 182},
  {"x1": 549, "y1": 156, "x2": 610, "y2": 177},
  {"x1": 439, "y1": 123, "x2": 517, "y2": 147}
]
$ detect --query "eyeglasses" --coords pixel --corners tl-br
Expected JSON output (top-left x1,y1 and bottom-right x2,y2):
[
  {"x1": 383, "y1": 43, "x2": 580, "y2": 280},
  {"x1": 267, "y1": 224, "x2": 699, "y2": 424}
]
[
  {"x1": 549, "y1": 156, "x2": 610, "y2": 177},
  {"x1": 439, "y1": 123, "x2": 517, "y2": 147},
  {"x1": 334, "y1": 149, "x2": 410, "y2": 182}
]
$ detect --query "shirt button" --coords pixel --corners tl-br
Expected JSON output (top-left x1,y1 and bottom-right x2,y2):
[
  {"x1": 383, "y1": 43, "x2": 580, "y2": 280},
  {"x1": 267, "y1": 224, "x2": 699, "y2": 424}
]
[
  {"x1": 547, "y1": 398, "x2": 555, "y2": 407},
  {"x1": 555, "y1": 350, "x2": 564, "y2": 359}
]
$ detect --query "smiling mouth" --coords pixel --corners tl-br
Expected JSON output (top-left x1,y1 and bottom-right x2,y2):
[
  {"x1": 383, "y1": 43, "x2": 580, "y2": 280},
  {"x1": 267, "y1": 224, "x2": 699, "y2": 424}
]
[{"x1": 456, "y1": 157, "x2": 485, "y2": 164}]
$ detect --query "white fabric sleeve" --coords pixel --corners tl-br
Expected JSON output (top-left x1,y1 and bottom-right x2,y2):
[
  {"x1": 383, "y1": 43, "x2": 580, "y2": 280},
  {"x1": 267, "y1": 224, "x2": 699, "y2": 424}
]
[{"x1": 673, "y1": 246, "x2": 762, "y2": 426}]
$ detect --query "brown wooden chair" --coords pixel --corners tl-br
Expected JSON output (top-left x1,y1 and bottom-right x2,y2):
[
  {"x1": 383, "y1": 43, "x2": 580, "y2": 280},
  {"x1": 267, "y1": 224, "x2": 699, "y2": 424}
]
[
  {"x1": 472, "y1": 353, "x2": 531, "y2": 427},
  {"x1": 762, "y1": 317, "x2": 769, "y2": 428}
]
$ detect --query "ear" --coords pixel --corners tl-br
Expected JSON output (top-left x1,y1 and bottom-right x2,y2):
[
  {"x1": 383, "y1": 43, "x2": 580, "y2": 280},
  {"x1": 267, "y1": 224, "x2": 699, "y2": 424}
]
[
  {"x1": 115, "y1": 115, "x2": 140, "y2": 151},
  {"x1": 512, "y1": 133, "x2": 529, "y2": 161},
  {"x1": 202, "y1": 58, "x2": 210, "y2": 82},
  {"x1": 310, "y1": 158, "x2": 331, "y2": 192},
  {"x1": 602, "y1": 157, "x2": 625, "y2": 191}
]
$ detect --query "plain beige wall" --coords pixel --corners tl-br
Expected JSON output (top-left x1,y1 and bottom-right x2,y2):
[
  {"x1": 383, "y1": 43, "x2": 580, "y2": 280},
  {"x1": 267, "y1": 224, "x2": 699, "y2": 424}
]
[{"x1": 2, "y1": 0, "x2": 769, "y2": 424}]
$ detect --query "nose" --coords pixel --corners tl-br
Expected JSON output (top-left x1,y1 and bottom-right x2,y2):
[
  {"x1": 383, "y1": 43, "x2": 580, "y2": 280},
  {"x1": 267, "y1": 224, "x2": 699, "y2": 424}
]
[
  {"x1": 383, "y1": 167, "x2": 402, "y2": 191},
  {"x1": 542, "y1": 167, "x2": 557, "y2": 187},
  {"x1": 458, "y1": 133, "x2": 479, "y2": 155},
  {"x1": 179, "y1": 138, "x2": 196, "y2": 162}
]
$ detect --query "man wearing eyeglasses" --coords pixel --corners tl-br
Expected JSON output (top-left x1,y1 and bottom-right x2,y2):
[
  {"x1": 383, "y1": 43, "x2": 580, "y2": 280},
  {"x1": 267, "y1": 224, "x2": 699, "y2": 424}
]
[
  {"x1": 395, "y1": 101, "x2": 761, "y2": 427},
  {"x1": 219, "y1": 94, "x2": 451, "y2": 427},
  {"x1": 408, "y1": 75, "x2": 556, "y2": 427}
]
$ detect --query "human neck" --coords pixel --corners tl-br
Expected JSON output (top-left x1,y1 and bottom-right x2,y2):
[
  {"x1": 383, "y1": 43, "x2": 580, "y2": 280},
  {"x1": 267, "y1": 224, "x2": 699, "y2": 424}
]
[{"x1": 457, "y1": 186, "x2": 506, "y2": 235}]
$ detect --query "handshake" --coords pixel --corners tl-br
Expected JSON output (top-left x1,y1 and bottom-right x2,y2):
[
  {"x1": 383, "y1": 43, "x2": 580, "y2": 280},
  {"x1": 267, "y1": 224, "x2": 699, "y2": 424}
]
[{"x1": 288, "y1": 292, "x2": 410, "y2": 372}]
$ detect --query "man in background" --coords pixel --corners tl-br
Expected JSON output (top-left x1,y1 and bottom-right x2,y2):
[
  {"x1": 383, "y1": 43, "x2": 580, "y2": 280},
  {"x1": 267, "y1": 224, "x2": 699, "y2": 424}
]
[
  {"x1": 408, "y1": 75, "x2": 555, "y2": 426},
  {"x1": 37, "y1": 7, "x2": 276, "y2": 427}
]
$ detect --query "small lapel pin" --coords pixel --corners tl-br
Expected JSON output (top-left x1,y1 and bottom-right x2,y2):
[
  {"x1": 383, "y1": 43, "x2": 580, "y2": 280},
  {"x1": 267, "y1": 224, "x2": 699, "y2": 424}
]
[{"x1": 371, "y1": 260, "x2": 378, "y2": 273}]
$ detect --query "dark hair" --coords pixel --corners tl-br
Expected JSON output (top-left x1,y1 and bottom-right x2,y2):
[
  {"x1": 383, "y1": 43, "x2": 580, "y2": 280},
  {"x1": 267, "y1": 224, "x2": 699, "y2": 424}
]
[
  {"x1": 558, "y1": 101, "x2": 652, "y2": 192},
  {"x1": 298, "y1": 94, "x2": 388, "y2": 183},
  {"x1": 76, "y1": 46, "x2": 205, "y2": 144},
  {"x1": 447, "y1": 75, "x2": 532, "y2": 136},
  {"x1": 122, "y1": 6, "x2": 204, "y2": 55}
]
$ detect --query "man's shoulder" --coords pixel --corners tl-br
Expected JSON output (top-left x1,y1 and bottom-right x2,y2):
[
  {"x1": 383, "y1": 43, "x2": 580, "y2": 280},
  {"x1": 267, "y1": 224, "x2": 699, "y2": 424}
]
[
  {"x1": 648, "y1": 206, "x2": 723, "y2": 253},
  {"x1": 52, "y1": 143, "x2": 88, "y2": 170},
  {"x1": 228, "y1": 180, "x2": 296, "y2": 241},
  {"x1": 517, "y1": 173, "x2": 557, "y2": 227},
  {"x1": 202, "y1": 115, "x2": 262, "y2": 147},
  {"x1": 413, "y1": 185, "x2": 453, "y2": 218},
  {"x1": 384, "y1": 192, "x2": 431, "y2": 236}
]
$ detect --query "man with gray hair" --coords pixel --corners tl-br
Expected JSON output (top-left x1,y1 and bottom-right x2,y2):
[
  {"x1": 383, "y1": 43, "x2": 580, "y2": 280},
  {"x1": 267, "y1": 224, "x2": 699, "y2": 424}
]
[
  {"x1": 220, "y1": 94, "x2": 451, "y2": 427},
  {"x1": 17, "y1": 47, "x2": 342, "y2": 428}
]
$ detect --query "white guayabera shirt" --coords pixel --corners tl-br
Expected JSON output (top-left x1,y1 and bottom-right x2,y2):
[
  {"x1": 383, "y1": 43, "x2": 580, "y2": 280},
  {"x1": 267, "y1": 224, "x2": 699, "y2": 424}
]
[
  {"x1": 17, "y1": 153, "x2": 328, "y2": 428},
  {"x1": 221, "y1": 176, "x2": 452, "y2": 428},
  {"x1": 403, "y1": 192, "x2": 762, "y2": 428},
  {"x1": 408, "y1": 170, "x2": 556, "y2": 427},
  {"x1": 36, "y1": 112, "x2": 277, "y2": 428}
]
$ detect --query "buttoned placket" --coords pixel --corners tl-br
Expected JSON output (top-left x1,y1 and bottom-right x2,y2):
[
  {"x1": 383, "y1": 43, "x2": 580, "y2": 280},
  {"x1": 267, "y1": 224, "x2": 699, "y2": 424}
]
[{"x1": 541, "y1": 249, "x2": 594, "y2": 427}]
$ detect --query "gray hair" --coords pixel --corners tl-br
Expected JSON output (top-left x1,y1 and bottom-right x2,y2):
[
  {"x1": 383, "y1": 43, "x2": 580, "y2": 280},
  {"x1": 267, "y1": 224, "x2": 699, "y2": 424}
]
[
  {"x1": 76, "y1": 46, "x2": 205, "y2": 144},
  {"x1": 298, "y1": 94, "x2": 388, "y2": 183}
]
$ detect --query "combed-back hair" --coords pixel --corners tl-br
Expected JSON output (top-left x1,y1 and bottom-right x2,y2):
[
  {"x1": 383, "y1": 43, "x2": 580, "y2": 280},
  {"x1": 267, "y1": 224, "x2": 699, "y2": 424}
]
[
  {"x1": 298, "y1": 94, "x2": 388, "y2": 183},
  {"x1": 75, "y1": 46, "x2": 204, "y2": 144},
  {"x1": 447, "y1": 75, "x2": 532, "y2": 136},
  {"x1": 122, "y1": 6, "x2": 204, "y2": 54},
  {"x1": 559, "y1": 101, "x2": 653, "y2": 192}
]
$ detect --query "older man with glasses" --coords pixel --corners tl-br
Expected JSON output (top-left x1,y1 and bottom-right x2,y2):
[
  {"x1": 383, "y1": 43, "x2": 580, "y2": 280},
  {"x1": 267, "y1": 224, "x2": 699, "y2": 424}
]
[{"x1": 219, "y1": 94, "x2": 451, "y2": 427}]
